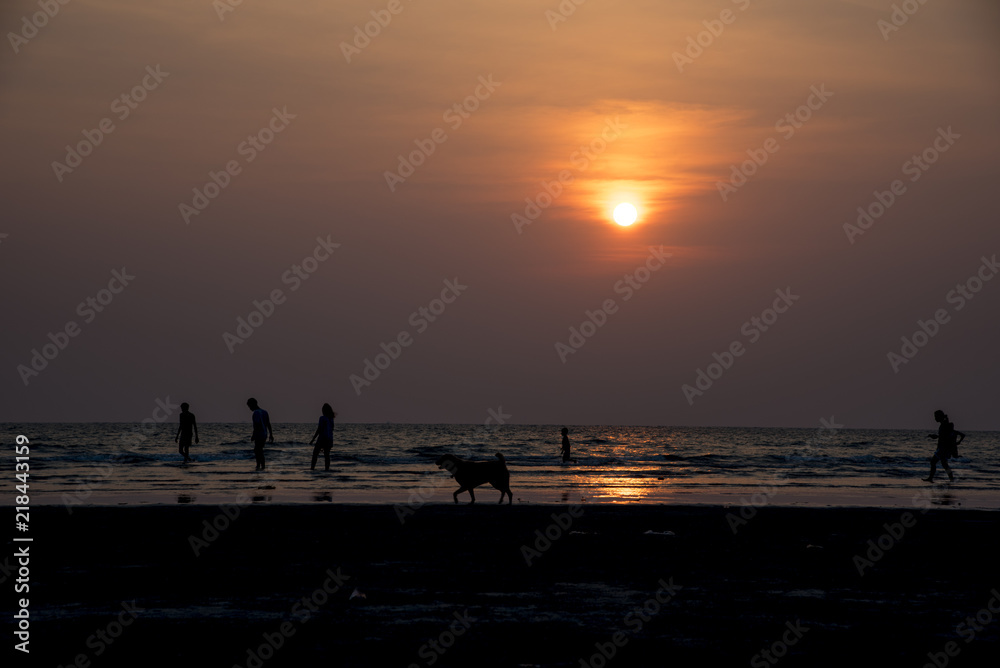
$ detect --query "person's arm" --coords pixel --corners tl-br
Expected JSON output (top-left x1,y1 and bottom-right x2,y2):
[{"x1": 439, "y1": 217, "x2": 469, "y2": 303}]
[
  {"x1": 955, "y1": 430, "x2": 966, "y2": 445},
  {"x1": 309, "y1": 421, "x2": 321, "y2": 445},
  {"x1": 175, "y1": 423, "x2": 181, "y2": 441},
  {"x1": 193, "y1": 416, "x2": 199, "y2": 443},
  {"x1": 266, "y1": 414, "x2": 274, "y2": 442}
]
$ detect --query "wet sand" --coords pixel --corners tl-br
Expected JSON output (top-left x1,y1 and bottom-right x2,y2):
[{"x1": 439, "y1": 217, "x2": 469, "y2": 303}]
[{"x1": 20, "y1": 503, "x2": 1000, "y2": 666}]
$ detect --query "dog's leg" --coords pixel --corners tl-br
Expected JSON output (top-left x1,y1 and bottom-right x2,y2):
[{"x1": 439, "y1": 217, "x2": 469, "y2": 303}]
[
  {"x1": 468, "y1": 488, "x2": 476, "y2": 504},
  {"x1": 453, "y1": 487, "x2": 466, "y2": 504}
]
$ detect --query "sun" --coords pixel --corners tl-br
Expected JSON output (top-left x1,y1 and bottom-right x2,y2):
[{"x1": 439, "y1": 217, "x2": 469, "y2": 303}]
[{"x1": 613, "y1": 202, "x2": 638, "y2": 226}]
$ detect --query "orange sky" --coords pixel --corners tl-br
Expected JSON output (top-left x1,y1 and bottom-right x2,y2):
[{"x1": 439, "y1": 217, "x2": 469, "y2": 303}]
[{"x1": 2, "y1": 0, "x2": 999, "y2": 426}]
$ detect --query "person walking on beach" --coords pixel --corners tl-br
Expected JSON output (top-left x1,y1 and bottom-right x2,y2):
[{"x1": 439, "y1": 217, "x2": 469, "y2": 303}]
[
  {"x1": 247, "y1": 397, "x2": 274, "y2": 471},
  {"x1": 560, "y1": 427, "x2": 576, "y2": 463},
  {"x1": 175, "y1": 402, "x2": 199, "y2": 463},
  {"x1": 308, "y1": 403, "x2": 337, "y2": 471},
  {"x1": 924, "y1": 409, "x2": 965, "y2": 483}
]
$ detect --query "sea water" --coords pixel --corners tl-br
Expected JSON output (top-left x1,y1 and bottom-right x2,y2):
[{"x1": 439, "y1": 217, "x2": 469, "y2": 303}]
[{"x1": 3, "y1": 423, "x2": 998, "y2": 509}]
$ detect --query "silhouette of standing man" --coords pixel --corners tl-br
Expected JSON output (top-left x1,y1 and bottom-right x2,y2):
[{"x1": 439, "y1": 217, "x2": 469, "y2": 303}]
[
  {"x1": 175, "y1": 402, "x2": 199, "y2": 463},
  {"x1": 247, "y1": 397, "x2": 274, "y2": 470},
  {"x1": 924, "y1": 409, "x2": 964, "y2": 483}
]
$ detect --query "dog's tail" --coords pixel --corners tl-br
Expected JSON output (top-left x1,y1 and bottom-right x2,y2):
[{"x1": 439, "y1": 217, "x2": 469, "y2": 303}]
[{"x1": 495, "y1": 452, "x2": 506, "y2": 463}]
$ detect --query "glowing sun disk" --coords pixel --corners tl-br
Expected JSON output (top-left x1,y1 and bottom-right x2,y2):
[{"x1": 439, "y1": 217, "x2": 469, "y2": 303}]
[{"x1": 613, "y1": 202, "x2": 638, "y2": 226}]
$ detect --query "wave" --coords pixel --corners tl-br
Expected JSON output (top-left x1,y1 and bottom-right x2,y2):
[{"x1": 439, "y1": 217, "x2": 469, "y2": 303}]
[{"x1": 12, "y1": 425, "x2": 1000, "y2": 504}]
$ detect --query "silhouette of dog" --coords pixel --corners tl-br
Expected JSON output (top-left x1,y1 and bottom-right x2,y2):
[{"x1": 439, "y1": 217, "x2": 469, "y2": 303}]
[{"x1": 436, "y1": 452, "x2": 513, "y2": 504}]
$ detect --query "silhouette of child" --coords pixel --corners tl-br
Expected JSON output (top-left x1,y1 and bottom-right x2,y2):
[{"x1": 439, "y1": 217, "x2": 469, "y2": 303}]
[
  {"x1": 175, "y1": 403, "x2": 198, "y2": 463},
  {"x1": 924, "y1": 409, "x2": 964, "y2": 482},
  {"x1": 561, "y1": 427, "x2": 576, "y2": 463},
  {"x1": 309, "y1": 403, "x2": 337, "y2": 471}
]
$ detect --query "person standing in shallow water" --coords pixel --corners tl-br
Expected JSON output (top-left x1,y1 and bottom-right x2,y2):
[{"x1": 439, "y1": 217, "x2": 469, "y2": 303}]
[
  {"x1": 174, "y1": 402, "x2": 198, "y2": 463},
  {"x1": 246, "y1": 397, "x2": 274, "y2": 471},
  {"x1": 924, "y1": 409, "x2": 964, "y2": 483},
  {"x1": 560, "y1": 427, "x2": 576, "y2": 463},
  {"x1": 308, "y1": 403, "x2": 336, "y2": 471}
]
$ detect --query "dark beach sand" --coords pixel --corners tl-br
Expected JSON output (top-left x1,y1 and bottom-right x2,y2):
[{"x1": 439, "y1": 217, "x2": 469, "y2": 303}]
[{"x1": 18, "y1": 504, "x2": 1000, "y2": 667}]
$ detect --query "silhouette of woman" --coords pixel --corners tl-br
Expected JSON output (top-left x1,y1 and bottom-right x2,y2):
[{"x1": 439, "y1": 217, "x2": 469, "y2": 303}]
[{"x1": 309, "y1": 403, "x2": 337, "y2": 471}]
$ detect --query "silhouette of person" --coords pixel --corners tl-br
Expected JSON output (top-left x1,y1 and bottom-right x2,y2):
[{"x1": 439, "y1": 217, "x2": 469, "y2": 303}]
[
  {"x1": 175, "y1": 402, "x2": 199, "y2": 463},
  {"x1": 561, "y1": 427, "x2": 576, "y2": 463},
  {"x1": 308, "y1": 403, "x2": 337, "y2": 471},
  {"x1": 924, "y1": 409, "x2": 965, "y2": 482},
  {"x1": 247, "y1": 398, "x2": 274, "y2": 470}
]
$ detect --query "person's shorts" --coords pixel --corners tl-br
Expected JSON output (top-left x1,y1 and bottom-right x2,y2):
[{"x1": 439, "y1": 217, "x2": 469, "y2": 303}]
[
  {"x1": 933, "y1": 449, "x2": 949, "y2": 461},
  {"x1": 179, "y1": 435, "x2": 192, "y2": 447},
  {"x1": 253, "y1": 439, "x2": 267, "y2": 452}
]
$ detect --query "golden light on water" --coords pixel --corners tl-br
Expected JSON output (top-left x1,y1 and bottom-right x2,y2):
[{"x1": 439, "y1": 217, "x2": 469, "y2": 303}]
[{"x1": 579, "y1": 473, "x2": 653, "y2": 502}]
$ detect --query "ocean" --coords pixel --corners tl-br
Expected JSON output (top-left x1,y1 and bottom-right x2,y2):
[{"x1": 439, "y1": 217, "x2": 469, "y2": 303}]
[{"x1": 5, "y1": 423, "x2": 998, "y2": 509}]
